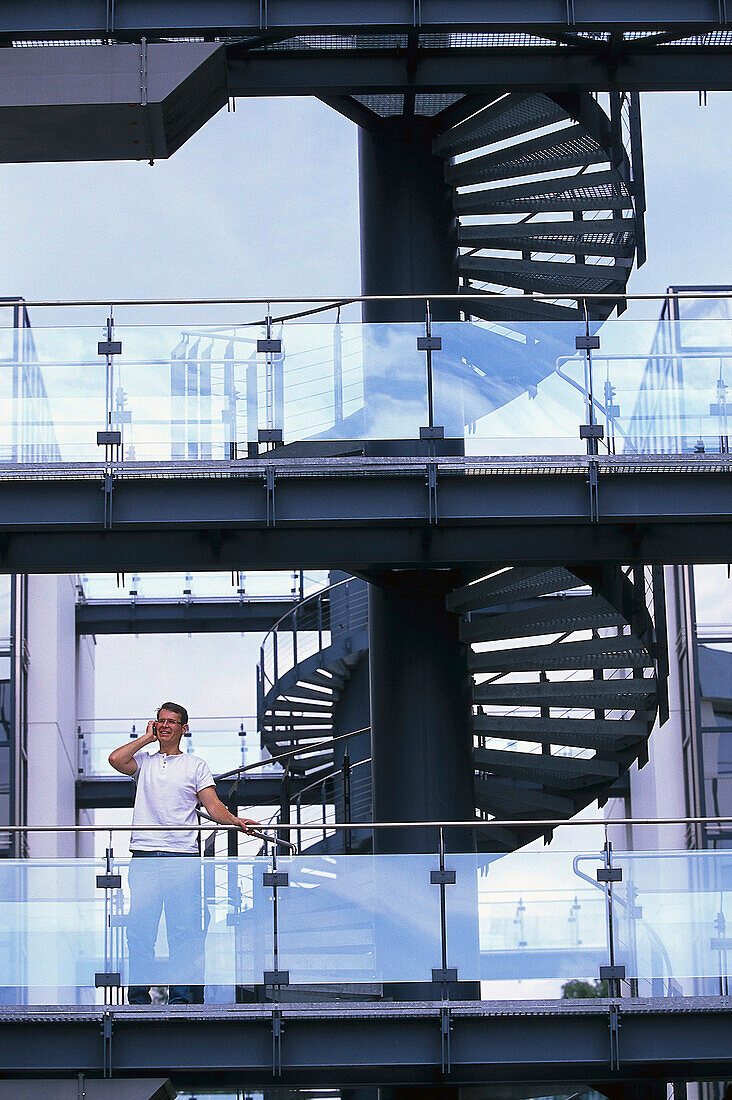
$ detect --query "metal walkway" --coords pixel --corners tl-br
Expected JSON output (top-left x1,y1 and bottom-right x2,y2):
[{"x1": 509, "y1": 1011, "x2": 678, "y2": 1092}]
[
  {"x1": 1, "y1": 455, "x2": 730, "y2": 572},
  {"x1": 1, "y1": 998, "x2": 729, "y2": 1089}
]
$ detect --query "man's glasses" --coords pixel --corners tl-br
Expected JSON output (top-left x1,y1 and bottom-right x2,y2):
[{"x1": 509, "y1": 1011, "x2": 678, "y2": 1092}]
[{"x1": 157, "y1": 719, "x2": 183, "y2": 726}]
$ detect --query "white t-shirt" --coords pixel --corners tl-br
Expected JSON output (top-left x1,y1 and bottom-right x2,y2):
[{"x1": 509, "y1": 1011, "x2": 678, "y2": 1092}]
[{"x1": 130, "y1": 750, "x2": 215, "y2": 854}]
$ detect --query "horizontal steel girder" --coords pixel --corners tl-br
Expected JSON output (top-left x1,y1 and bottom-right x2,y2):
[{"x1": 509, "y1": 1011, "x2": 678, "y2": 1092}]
[
  {"x1": 226, "y1": 49, "x2": 732, "y2": 94},
  {"x1": 0, "y1": 2, "x2": 729, "y2": 37},
  {"x1": 75, "y1": 597, "x2": 298, "y2": 634},
  {"x1": 0, "y1": 999, "x2": 731, "y2": 1087},
  {"x1": 0, "y1": 457, "x2": 731, "y2": 571},
  {"x1": 74, "y1": 773, "x2": 322, "y2": 809}
]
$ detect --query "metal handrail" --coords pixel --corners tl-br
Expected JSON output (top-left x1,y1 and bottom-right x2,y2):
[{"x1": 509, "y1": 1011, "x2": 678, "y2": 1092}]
[
  {"x1": 196, "y1": 809, "x2": 298, "y2": 854},
  {"x1": 259, "y1": 575, "x2": 367, "y2": 695},
  {"x1": 7, "y1": 291, "x2": 732, "y2": 308},
  {"x1": 215, "y1": 725, "x2": 370, "y2": 781},
  {"x1": 5, "y1": 814, "x2": 732, "y2": 833}
]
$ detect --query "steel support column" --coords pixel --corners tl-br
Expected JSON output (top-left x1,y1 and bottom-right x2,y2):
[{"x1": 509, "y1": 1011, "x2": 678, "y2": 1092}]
[
  {"x1": 358, "y1": 118, "x2": 459, "y2": 324},
  {"x1": 369, "y1": 579, "x2": 475, "y2": 856}
]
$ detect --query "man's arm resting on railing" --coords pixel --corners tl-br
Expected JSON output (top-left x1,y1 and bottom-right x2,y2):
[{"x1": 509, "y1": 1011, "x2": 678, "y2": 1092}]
[
  {"x1": 108, "y1": 721, "x2": 157, "y2": 776},
  {"x1": 198, "y1": 785, "x2": 260, "y2": 834}
]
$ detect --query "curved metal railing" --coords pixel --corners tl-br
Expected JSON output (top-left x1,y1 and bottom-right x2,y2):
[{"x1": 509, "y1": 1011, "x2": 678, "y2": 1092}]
[{"x1": 258, "y1": 576, "x2": 368, "y2": 706}]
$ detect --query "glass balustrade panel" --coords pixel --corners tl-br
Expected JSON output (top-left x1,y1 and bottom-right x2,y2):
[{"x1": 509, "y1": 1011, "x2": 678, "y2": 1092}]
[
  {"x1": 612, "y1": 849, "x2": 732, "y2": 996},
  {"x1": 432, "y1": 319, "x2": 586, "y2": 456},
  {"x1": 447, "y1": 850, "x2": 609, "y2": 997},
  {"x1": 0, "y1": 858, "x2": 104, "y2": 1004},
  {"x1": 78, "y1": 720, "x2": 265, "y2": 777},
  {"x1": 114, "y1": 856, "x2": 271, "y2": 994},
  {"x1": 275, "y1": 854, "x2": 442, "y2": 986},
  {"x1": 4, "y1": 314, "x2": 732, "y2": 463}
]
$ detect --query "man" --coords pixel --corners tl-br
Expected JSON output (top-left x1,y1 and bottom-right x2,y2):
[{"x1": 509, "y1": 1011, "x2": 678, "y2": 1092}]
[{"x1": 109, "y1": 701, "x2": 259, "y2": 1005}]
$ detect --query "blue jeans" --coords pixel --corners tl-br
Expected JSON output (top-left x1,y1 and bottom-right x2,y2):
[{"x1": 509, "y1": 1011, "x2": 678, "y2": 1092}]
[{"x1": 126, "y1": 851, "x2": 204, "y2": 1005}]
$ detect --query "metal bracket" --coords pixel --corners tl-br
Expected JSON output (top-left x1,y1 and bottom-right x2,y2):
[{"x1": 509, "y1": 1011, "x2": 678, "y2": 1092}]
[
  {"x1": 103, "y1": 470, "x2": 114, "y2": 530},
  {"x1": 426, "y1": 464, "x2": 438, "y2": 524},
  {"x1": 95, "y1": 972, "x2": 121, "y2": 988},
  {"x1": 430, "y1": 869, "x2": 456, "y2": 885},
  {"x1": 608, "y1": 1002, "x2": 621, "y2": 1071},
  {"x1": 258, "y1": 428, "x2": 283, "y2": 445},
  {"x1": 440, "y1": 1003, "x2": 452, "y2": 1074},
  {"x1": 420, "y1": 425, "x2": 444, "y2": 440},
  {"x1": 418, "y1": 336, "x2": 442, "y2": 352},
  {"x1": 97, "y1": 431, "x2": 122, "y2": 446},
  {"x1": 597, "y1": 867, "x2": 622, "y2": 883},
  {"x1": 98, "y1": 341, "x2": 122, "y2": 356},
  {"x1": 257, "y1": 338, "x2": 282, "y2": 354},
  {"x1": 264, "y1": 466, "x2": 276, "y2": 527},
  {"x1": 711, "y1": 937, "x2": 732, "y2": 950},
  {"x1": 580, "y1": 424, "x2": 604, "y2": 440},
  {"x1": 600, "y1": 965, "x2": 626, "y2": 981},
  {"x1": 587, "y1": 459, "x2": 599, "y2": 523},
  {"x1": 101, "y1": 1012, "x2": 114, "y2": 1078},
  {"x1": 96, "y1": 874, "x2": 122, "y2": 889},
  {"x1": 432, "y1": 967, "x2": 458, "y2": 983},
  {"x1": 265, "y1": 970, "x2": 290, "y2": 987},
  {"x1": 576, "y1": 335, "x2": 600, "y2": 351},
  {"x1": 272, "y1": 1007, "x2": 283, "y2": 1076},
  {"x1": 263, "y1": 871, "x2": 289, "y2": 887}
]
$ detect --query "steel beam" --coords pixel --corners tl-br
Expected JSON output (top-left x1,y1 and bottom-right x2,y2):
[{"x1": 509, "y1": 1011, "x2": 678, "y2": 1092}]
[
  {"x1": 228, "y1": 49, "x2": 732, "y2": 95},
  {"x1": 0, "y1": 999, "x2": 730, "y2": 1087},
  {"x1": 0, "y1": 457, "x2": 731, "y2": 571},
  {"x1": 75, "y1": 773, "x2": 322, "y2": 809},
  {"x1": 75, "y1": 597, "x2": 299, "y2": 635},
  {"x1": 0, "y1": 2, "x2": 729, "y2": 38}
]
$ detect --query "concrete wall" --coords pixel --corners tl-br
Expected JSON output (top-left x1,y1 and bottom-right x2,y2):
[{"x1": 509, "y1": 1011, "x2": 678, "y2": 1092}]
[
  {"x1": 26, "y1": 575, "x2": 94, "y2": 857},
  {"x1": 606, "y1": 566, "x2": 689, "y2": 853}
]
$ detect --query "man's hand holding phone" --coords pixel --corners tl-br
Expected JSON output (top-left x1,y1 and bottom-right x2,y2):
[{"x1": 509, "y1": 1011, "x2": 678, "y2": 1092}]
[{"x1": 145, "y1": 719, "x2": 159, "y2": 744}]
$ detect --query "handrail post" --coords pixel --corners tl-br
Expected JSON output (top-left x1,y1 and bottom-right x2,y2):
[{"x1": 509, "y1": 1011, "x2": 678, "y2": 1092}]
[
  {"x1": 292, "y1": 608, "x2": 298, "y2": 668},
  {"x1": 343, "y1": 750, "x2": 352, "y2": 853}
]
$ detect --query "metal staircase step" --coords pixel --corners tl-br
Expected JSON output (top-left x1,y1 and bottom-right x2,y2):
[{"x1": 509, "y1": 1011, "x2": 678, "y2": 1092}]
[
  {"x1": 453, "y1": 170, "x2": 631, "y2": 216},
  {"x1": 459, "y1": 596, "x2": 625, "y2": 642},
  {"x1": 277, "y1": 695, "x2": 335, "y2": 711},
  {"x1": 473, "y1": 676, "x2": 656, "y2": 709},
  {"x1": 288, "y1": 752, "x2": 334, "y2": 776},
  {"x1": 461, "y1": 254, "x2": 631, "y2": 293},
  {"x1": 263, "y1": 715, "x2": 335, "y2": 726},
  {"x1": 475, "y1": 775, "x2": 574, "y2": 815},
  {"x1": 464, "y1": 294, "x2": 585, "y2": 324},
  {"x1": 447, "y1": 567, "x2": 582, "y2": 613},
  {"x1": 459, "y1": 217, "x2": 635, "y2": 244},
  {"x1": 306, "y1": 670, "x2": 348, "y2": 690},
  {"x1": 433, "y1": 92, "x2": 568, "y2": 158},
  {"x1": 459, "y1": 220, "x2": 636, "y2": 258},
  {"x1": 468, "y1": 635, "x2": 653, "y2": 673},
  {"x1": 472, "y1": 713, "x2": 646, "y2": 749},
  {"x1": 446, "y1": 125, "x2": 606, "y2": 188},
  {"x1": 474, "y1": 745, "x2": 620, "y2": 787},
  {"x1": 282, "y1": 684, "x2": 338, "y2": 703}
]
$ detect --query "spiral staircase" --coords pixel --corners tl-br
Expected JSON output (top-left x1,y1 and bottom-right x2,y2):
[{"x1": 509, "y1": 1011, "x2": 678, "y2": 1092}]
[
  {"x1": 255, "y1": 90, "x2": 652, "y2": 855},
  {"x1": 343, "y1": 88, "x2": 644, "y2": 321},
  {"x1": 258, "y1": 566, "x2": 663, "y2": 854}
]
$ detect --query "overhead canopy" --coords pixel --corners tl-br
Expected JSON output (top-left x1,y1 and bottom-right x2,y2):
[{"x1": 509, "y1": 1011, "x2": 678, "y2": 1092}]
[{"x1": 0, "y1": 43, "x2": 227, "y2": 161}]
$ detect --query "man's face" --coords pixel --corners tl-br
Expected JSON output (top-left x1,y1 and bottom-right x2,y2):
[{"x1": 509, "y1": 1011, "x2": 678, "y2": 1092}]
[{"x1": 156, "y1": 708, "x2": 187, "y2": 749}]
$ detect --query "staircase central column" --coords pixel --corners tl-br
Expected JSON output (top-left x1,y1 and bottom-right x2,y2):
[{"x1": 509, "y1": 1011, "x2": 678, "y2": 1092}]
[
  {"x1": 369, "y1": 578, "x2": 476, "y2": 855},
  {"x1": 358, "y1": 114, "x2": 475, "y2": 855},
  {"x1": 358, "y1": 117, "x2": 459, "y2": 323}
]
